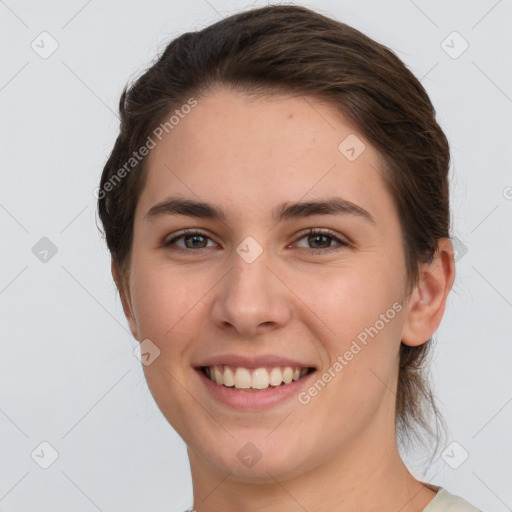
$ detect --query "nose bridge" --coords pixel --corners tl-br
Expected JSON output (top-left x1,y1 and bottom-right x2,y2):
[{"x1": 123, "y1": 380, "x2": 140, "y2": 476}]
[{"x1": 213, "y1": 237, "x2": 290, "y2": 334}]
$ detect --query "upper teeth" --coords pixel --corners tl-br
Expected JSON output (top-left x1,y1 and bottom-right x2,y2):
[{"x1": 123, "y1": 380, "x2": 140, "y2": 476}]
[{"x1": 205, "y1": 366, "x2": 310, "y2": 390}]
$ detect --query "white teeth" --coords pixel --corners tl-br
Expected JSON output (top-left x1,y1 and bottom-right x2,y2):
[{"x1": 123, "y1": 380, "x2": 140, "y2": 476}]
[
  {"x1": 269, "y1": 367, "x2": 282, "y2": 386},
  {"x1": 203, "y1": 365, "x2": 311, "y2": 390},
  {"x1": 251, "y1": 368, "x2": 270, "y2": 389},
  {"x1": 213, "y1": 366, "x2": 223, "y2": 385},
  {"x1": 282, "y1": 367, "x2": 293, "y2": 384},
  {"x1": 234, "y1": 367, "x2": 252, "y2": 389},
  {"x1": 223, "y1": 366, "x2": 235, "y2": 387}
]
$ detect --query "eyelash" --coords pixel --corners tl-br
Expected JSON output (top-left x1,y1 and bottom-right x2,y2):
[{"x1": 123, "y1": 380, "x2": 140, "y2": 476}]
[{"x1": 163, "y1": 228, "x2": 349, "y2": 255}]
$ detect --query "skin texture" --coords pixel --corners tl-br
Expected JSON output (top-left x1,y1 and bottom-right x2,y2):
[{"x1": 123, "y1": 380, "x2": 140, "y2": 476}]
[{"x1": 113, "y1": 87, "x2": 455, "y2": 511}]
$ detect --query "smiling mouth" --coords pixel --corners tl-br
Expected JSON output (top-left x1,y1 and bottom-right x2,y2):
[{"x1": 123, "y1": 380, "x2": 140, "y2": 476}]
[{"x1": 199, "y1": 365, "x2": 316, "y2": 391}]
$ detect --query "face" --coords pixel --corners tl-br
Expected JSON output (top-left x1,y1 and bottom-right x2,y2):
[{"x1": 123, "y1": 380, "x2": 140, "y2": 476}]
[{"x1": 122, "y1": 87, "x2": 413, "y2": 482}]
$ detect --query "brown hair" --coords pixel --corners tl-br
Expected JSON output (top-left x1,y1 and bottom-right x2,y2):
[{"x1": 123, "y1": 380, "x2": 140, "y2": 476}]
[{"x1": 98, "y1": 4, "x2": 450, "y2": 457}]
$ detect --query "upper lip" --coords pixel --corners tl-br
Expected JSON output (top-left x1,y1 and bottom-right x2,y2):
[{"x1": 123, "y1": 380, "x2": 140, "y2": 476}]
[{"x1": 194, "y1": 354, "x2": 317, "y2": 370}]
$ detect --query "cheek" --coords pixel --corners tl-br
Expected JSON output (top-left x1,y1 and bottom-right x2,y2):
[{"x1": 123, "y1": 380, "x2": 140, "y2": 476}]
[
  {"x1": 293, "y1": 265, "x2": 403, "y2": 397},
  {"x1": 129, "y1": 257, "x2": 206, "y2": 348},
  {"x1": 290, "y1": 261, "x2": 403, "y2": 341}
]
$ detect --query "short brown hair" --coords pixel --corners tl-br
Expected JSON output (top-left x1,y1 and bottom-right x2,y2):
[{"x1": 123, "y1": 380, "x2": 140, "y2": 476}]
[{"x1": 98, "y1": 4, "x2": 450, "y2": 456}]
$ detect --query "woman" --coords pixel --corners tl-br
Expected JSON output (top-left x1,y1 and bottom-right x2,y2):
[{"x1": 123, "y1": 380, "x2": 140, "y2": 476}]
[{"x1": 97, "y1": 5, "x2": 482, "y2": 511}]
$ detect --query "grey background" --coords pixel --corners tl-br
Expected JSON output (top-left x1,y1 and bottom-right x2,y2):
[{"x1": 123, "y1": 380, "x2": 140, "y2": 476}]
[{"x1": 1, "y1": 0, "x2": 511, "y2": 510}]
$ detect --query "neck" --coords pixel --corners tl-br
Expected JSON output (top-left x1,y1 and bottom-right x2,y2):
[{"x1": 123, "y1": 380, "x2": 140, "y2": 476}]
[{"x1": 187, "y1": 422, "x2": 436, "y2": 512}]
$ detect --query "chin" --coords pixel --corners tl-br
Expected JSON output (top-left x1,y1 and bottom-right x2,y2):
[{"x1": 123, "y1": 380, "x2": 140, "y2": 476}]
[{"x1": 192, "y1": 437, "x2": 318, "y2": 484}]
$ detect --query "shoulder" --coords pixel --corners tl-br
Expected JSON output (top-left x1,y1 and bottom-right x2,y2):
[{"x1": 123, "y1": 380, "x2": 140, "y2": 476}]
[{"x1": 423, "y1": 487, "x2": 483, "y2": 512}]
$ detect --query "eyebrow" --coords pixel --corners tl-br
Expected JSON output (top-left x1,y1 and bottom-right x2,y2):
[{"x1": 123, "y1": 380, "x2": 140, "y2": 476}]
[{"x1": 144, "y1": 196, "x2": 375, "y2": 224}]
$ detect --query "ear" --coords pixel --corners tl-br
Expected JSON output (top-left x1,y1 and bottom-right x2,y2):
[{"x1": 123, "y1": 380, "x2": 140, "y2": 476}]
[
  {"x1": 111, "y1": 260, "x2": 139, "y2": 341},
  {"x1": 401, "y1": 238, "x2": 456, "y2": 347}
]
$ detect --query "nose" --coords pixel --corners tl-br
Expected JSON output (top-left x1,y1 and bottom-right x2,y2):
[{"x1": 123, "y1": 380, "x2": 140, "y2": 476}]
[{"x1": 211, "y1": 246, "x2": 292, "y2": 337}]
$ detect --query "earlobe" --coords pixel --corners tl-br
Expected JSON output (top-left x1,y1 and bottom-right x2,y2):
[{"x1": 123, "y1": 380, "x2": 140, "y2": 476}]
[
  {"x1": 401, "y1": 238, "x2": 456, "y2": 347},
  {"x1": 111, "y1": 260, "x2": 139, "y2": 340}
]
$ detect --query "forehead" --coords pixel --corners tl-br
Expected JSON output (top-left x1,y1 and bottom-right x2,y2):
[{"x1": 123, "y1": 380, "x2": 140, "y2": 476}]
[{"x1": 137, "y1": 87, "x2": 393, "y2": 224}]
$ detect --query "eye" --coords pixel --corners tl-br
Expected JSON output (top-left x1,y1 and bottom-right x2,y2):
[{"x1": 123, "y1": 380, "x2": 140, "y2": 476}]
[
  {"x1": 163, "y1": 229, "x2": 217, "y2": 251},
  {"x1": 292, "y1": 228, "x2": 349, "y2": 254},
  {"x1": 163, "y1": 228, "x2": 349, "y2": 254}
]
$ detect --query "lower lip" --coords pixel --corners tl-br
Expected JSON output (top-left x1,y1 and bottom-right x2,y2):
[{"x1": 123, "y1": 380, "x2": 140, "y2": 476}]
[{"x1": 195, "y1": 368, "x2": 316, "y2": 410}]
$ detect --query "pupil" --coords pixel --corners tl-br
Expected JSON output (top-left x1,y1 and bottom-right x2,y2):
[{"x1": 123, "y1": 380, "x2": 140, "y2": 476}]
[
  {"x1": 187, "y1": 235, "x2": 205, "y2": 248},
  {"x1": 311, "y1": 234, "x2": 328, "y2": 248}
]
